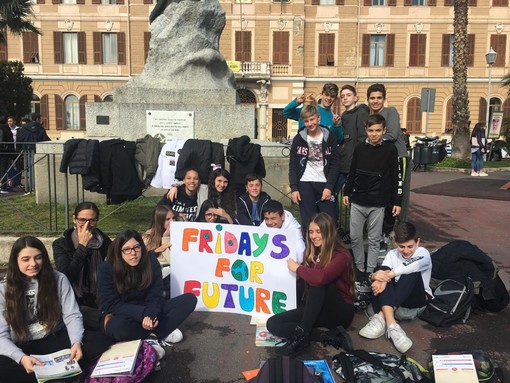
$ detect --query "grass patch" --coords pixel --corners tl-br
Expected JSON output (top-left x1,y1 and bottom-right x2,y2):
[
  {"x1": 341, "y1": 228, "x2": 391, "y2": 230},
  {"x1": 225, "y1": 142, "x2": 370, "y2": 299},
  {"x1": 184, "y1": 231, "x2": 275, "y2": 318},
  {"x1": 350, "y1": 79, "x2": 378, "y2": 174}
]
[
  {"x1": 0, "y1": 194, "x2": 161, "y2": 236},
  {"x1": 433, "y1": 157, "x2": 510, "y2": 169}
]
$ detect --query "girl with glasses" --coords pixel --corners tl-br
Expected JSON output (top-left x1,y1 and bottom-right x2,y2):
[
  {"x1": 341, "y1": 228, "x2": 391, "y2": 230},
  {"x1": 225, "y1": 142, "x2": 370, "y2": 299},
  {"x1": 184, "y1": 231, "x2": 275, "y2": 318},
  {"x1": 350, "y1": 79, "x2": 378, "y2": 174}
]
[
  {"x1": 0, "y1": 237, "x2": 111, "y2": 383},
  {"x1": 195, "y1": 199, "x2": 220, "y2": 223},
  {"x1": 97, "y1": 230, "x2": 197, "y2": 359},
  {"x1": 53, "y1": 202, "x2": 112, "y2": 330}
]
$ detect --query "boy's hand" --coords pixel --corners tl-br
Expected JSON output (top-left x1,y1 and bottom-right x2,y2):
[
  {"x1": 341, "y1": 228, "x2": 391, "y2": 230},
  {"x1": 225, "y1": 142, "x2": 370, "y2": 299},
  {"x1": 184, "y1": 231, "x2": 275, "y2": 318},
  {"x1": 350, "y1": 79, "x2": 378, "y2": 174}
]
[
  {"x1": 342, "y1": 196, "x2": 350, "y2": 206},
  {"x1": 371, "y1": 280, "x2": 387, "y2": 296},
  {"x1": 333, "y1": 113, "x2": 341, "y2": 126},
  {"x1": 392, "y1": 205, "x2": 401, "y2": 217},
  {"x1": 291, "y1": 191, "x2": 301, "y2": 204},
  {"x1": 296, "y1": 94, "x2": 306, "y2": 104},
  {"x1": 321, "y1": 188, "x2": 332, "y2": 201}
]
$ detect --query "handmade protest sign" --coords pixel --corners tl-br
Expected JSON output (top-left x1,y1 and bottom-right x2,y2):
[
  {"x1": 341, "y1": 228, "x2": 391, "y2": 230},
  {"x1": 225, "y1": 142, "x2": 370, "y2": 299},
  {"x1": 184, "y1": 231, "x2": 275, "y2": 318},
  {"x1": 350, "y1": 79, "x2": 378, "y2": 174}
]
[{"x1": 170, "y1": 222, "x2": 297, "y2": 316}]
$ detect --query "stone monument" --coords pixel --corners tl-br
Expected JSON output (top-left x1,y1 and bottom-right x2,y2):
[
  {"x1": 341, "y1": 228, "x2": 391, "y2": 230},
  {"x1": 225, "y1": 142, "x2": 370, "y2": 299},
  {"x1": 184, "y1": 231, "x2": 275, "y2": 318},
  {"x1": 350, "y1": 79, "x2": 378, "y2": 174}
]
[{"x1": 86, "y1": 0, "x2": 255, "y2": 141}]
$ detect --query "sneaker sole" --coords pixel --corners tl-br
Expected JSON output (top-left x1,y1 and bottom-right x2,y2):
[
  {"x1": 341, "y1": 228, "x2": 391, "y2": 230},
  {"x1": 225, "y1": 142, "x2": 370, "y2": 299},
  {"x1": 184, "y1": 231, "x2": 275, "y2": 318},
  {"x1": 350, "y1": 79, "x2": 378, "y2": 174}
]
[{"x1": 359, "y1": 328, "x2": 385, "y2": 339}]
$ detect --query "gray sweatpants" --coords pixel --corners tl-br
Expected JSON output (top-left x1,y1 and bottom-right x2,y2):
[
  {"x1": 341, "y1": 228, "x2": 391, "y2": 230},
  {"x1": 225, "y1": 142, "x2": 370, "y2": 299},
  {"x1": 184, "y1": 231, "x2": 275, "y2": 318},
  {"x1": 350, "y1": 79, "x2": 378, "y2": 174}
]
[{"x1": 349, "y1": 203, "x2": 384, "y2": 273}]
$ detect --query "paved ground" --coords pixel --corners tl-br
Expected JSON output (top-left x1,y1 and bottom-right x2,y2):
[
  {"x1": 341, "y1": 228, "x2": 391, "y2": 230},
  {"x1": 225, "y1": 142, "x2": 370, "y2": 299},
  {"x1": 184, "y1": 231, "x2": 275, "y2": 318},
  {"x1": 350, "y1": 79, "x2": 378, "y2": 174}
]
[{"x1": 148, "y1": 169, "x2": 510, "y2": 382}]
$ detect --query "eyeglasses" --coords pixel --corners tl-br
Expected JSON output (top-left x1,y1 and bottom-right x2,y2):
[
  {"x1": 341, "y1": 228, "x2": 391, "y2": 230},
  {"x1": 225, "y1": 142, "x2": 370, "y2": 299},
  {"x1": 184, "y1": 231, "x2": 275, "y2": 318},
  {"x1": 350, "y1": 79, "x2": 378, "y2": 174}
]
[
  {"x1": 205, "y1": 213, "x2": 217, "y2": 217},
  {"x1": 121, "y1": 244, "x2": 142, "y2": 255},
  {"x1": 75, "y1": 218, "x2": 98, "y2": 224}
]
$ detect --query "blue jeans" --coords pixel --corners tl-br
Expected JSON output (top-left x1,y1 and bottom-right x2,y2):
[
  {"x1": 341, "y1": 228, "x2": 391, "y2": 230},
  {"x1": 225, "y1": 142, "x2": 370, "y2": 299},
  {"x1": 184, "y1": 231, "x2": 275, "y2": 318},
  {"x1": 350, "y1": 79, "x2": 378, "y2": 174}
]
[{"x1": 471, "y1": 149, "x2": 484, "y2": 172}]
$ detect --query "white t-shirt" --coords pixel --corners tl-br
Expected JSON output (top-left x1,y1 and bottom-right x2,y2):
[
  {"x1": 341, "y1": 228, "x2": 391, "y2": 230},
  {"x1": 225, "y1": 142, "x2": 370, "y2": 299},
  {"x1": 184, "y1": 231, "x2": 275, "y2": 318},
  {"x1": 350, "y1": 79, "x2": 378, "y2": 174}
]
[{"x1": 300, "y1": 133, "x2": 326, "y2": 183}]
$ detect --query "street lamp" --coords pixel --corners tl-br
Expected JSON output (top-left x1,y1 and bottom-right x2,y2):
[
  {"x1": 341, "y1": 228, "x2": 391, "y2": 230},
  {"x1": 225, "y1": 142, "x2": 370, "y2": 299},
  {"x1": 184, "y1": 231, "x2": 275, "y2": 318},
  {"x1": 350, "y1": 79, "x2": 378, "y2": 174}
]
[{"x1": 485, "y1": 47, "x2": 497, "y2": 130}]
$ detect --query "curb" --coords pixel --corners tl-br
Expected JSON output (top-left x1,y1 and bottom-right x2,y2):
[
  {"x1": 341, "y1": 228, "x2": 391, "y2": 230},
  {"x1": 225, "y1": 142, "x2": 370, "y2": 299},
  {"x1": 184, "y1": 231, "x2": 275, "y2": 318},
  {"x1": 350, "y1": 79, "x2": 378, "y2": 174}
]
[{"x1": 426, "y1": 167, "x2": 510, "y2": 174}]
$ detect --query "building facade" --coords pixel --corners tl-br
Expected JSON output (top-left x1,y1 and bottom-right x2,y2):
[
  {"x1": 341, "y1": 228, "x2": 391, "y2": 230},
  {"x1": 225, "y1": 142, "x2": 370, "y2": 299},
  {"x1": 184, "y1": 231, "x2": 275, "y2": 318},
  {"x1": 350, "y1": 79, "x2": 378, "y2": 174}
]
[{"x1": 2, "y1": 0, "x2": 510, "y2": 141}]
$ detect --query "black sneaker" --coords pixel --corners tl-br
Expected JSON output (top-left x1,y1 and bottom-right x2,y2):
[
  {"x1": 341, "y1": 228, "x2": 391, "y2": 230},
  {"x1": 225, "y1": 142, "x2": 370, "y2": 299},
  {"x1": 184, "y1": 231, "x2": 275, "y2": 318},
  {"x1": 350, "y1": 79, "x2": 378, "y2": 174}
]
[
  {"x1": 321, "y1": 326, "x2": 354, "y2": 352},
  {"x1": 379, "y1": 241, "x2": 388, "y2": 252}
]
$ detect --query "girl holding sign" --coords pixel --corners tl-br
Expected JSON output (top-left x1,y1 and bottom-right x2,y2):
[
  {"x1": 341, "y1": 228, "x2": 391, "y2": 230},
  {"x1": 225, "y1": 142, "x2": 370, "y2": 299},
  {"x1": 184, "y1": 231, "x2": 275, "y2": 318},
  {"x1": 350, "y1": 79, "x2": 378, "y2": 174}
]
[
  {"x1": 97, "y1": 230, "x2": 197, "y2": 359},
  {"x1": 0, "y1": 236, "x2": 111, "y2": 383},
  {"x1": 266, "y1": 213, "x2": 355, "y2": 356}
]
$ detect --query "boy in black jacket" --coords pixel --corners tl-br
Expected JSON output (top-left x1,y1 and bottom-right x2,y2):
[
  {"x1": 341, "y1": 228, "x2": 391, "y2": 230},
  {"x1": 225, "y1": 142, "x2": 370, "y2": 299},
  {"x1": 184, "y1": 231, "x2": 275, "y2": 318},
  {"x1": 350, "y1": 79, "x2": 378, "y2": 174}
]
[
  {"x1": 237, "y1": 174, "x2": 271, "y2": 226},
  {"x1": 289, "y1": 105, "x2": 339, "y2": 229},
  {"x1": 342, "y1": 114, "x2": 401, "y2": 280}
]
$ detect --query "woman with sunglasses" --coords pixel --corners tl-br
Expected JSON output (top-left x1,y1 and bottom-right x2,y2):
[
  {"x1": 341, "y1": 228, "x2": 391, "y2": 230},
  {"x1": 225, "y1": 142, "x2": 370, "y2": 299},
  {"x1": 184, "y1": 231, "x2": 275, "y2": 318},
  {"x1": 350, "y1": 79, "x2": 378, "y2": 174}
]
[
  {"x1": 53, "y1": 201, "x2": 111, "y2": 330},
  {"x1": 97, "y1": 229, "x2": 197, "y2": 359}
]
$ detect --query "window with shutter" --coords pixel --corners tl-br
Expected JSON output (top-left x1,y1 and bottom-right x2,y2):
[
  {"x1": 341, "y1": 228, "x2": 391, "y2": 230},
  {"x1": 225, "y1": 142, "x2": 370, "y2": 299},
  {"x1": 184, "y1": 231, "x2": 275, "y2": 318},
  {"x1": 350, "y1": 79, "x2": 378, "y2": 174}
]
[
  {"x1": 361, "y1": 34, "x2": 370, "y2": 66},
  {"x1": 445, "y1": 98, "x2": 453, "y2": 133},
  {"x1": 440, "y1": 34, "x2": 451, "y2": 67},
  {"x1": 467, "y1": 34, "x2": 475, "y2": 67},
  {"x1": 386, "y1": 34, "x2": 395, "y2": 66},
  {"x1": 37, "y1": 0, "x2": 45, "y2": 3},
  {"x1": 479, "y1": 97, "x2": 487, "y2": 124},
  {"x1": 235, "y1": 31, "x2": 251, "y2": 62},
  {"x1": 117, "y1": 32, "x2": 126, "y2": 65},
  {"x1": 273, "y1": 31, "x2": 289, "y2": 65},
  {"x1": 53, "y1": 32, "x2": 63, "y2": 64},
  {"x1": 388, "y1": 0, "x2": 396, "y2": 5},
  {"x1": 468, "y1": 0, "x2": 476, "y2": 5},
  {"x1": 444, "y1": 0, "x2": 452, "y2": 5},
  {"x1": 23, "y1": 32, "x2": 39, "y2": 63},
  {"x1": 492, "y1": 0, "x2": 508, "y2": 5},
  {"x1": 94, "y1": 95, "x2": 102, "y2": 102},
  {"x1": 55, "y1": 95, "x2": 64, "y2": 130},
  {"x1": 406, "y1": 97, "x2": 422, "y2": 133},
  {"x1": 336, "y1": 0, "x2": 345, "y2": 4},
  {"x1": 318, "y1": 33, "x2": 335, "y2": 66},
  {"x1": 428, "y1": 0, "x2": 436, "y2": 5},
  {"x1": 490, "y1": 34, "x2": 506, "y2": 67},
  {"x1": 41, "y1": 95, "x2": 50, "y2": 130},
  {"x1": 93, "y1": 32, "x2": 102, "y2": 64},
  {"x1": 369, "y1": 35, "x2": 385, "y2": 66},
  {"x1": 409, "y1": 34, "x2": 426, "y2": 67},
  {"x1": 78, "y1": 32, "x2": 86, "y2": 64},
  {"x1": 79, "y1": 95, "x2": 87, "y2": 130},
  {"x1": 144, "y1": 32, "x2": 151, "y2": 63},
  {"x1": 102, "y1": 33, "x2": 118, "y2": 64},
  {"x1": 65, "y1": 95, "x2": 80, "y2": 130},
  {"x1": 0, "y1": 40, "x2": 7, "y2": 61}
]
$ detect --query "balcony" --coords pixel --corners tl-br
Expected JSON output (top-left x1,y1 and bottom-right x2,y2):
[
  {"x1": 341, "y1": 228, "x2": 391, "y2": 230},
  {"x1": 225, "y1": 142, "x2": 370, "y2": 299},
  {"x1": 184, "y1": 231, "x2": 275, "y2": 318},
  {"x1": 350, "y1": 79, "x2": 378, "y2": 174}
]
[{"x1": 230, "y1": 61, "x2": 291, "y2": 81}]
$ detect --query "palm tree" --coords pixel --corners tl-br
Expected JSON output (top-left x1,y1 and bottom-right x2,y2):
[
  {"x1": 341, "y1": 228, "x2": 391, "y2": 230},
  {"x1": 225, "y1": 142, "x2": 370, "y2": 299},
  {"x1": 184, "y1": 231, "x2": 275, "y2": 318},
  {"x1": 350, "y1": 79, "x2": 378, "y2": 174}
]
[
  {"x1": 0, "y1": 0, "x2": 40, "y2": 43},
  {"x1": 450, "y1": 0, "x2": 470, "y2": 160}
]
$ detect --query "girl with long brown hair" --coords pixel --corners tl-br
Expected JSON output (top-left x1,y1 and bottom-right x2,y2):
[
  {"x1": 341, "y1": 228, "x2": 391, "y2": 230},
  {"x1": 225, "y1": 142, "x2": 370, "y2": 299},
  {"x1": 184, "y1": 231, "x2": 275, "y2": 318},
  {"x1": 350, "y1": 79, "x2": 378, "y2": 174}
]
[
  {"x1": 266, "y1": 213, "x2": 355, "y2": 356},
  {"x1": 97, "y1": 229, "x2": 197, "y2": 360},
  {"x1": 0, "y1": 236, "x2": 110, "y2": 383}
]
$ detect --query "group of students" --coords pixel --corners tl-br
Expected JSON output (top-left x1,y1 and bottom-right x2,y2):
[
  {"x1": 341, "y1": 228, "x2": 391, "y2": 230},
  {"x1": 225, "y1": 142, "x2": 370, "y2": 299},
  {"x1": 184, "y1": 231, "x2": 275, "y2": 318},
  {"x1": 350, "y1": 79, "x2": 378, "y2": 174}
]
[{"x1": 0, "y1": 202, "x2": 198, "y2": 383}]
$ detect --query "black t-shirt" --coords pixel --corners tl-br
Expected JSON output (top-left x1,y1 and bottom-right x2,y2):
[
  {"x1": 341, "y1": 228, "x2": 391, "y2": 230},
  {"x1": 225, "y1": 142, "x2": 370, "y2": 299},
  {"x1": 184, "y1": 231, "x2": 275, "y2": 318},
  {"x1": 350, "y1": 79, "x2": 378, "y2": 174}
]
[{"x1": 159, "y1": 184, "x2": 198, "y2": 221}]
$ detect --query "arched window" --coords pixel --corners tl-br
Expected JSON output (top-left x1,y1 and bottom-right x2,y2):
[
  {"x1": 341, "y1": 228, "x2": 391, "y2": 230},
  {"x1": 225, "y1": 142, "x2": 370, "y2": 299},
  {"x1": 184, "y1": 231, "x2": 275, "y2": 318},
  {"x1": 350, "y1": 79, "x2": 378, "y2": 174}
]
[
  {"x1": 479, "y1": 97, "x2": 501, "y2": 125},
  {"x1": 236, "y1": 89, "x2": 256, "y2": 104},
  {"x1": 65, "y1": 95, "x2": 80, "y2": 130},
  {"x1": 503, "y1": 98, "x2": 510, "y2": 119},
  {"x1": 406, "y1": 97, "x2": 422, "y2": 133},
  {"x1": 103, "y1": 95, "x2": 113, "y2": 102}
]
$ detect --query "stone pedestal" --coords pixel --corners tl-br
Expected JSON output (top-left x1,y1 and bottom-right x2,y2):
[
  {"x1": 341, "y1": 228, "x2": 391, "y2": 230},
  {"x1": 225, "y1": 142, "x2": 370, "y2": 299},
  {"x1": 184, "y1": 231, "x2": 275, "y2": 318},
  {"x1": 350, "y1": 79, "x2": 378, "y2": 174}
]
[{"x1": 86, "y1": 89, "x2": 255, "y2": 142}]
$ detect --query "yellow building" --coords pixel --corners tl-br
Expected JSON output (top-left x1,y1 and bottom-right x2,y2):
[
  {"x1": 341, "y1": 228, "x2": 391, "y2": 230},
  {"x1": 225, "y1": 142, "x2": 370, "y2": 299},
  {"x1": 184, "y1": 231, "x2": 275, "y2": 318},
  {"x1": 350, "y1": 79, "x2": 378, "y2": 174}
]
[{"x1": 3, "y1": 0, "x2": 509, "y2": 141}]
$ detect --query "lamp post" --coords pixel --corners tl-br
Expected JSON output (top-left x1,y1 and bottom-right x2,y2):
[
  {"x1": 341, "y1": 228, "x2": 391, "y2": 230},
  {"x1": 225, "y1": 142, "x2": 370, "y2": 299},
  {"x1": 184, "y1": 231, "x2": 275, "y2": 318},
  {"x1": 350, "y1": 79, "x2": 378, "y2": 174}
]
[{"x1": 485, "y1": 47, "x2": 497, "y2": 130}]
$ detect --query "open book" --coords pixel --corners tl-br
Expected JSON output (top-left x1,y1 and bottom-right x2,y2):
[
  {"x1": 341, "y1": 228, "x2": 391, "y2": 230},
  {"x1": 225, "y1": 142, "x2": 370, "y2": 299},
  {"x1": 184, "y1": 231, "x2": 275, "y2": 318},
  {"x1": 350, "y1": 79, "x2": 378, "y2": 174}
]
[
  {"x1": 32, "y1": 349, "x2": 82, "y2": 383},
  {"x1": 91, "y1": 339, "x2": 141, "y2": 378},
  {"x1": 255, "y1": 324, "x2": 284, "y2": 347}
]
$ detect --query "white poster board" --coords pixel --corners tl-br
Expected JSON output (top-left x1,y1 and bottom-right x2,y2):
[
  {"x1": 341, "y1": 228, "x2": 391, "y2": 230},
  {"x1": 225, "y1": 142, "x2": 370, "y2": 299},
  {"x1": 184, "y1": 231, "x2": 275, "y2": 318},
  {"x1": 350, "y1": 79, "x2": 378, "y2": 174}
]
[
  {"x1": 146, "y1": 110, "x2": 194, "y2": 141},
  {"x1": 170, "y1": 222, "x2": 297, "y2": 316},
  {"x1": 488, "y1": 112, "x2": 504, "y2": 139}
]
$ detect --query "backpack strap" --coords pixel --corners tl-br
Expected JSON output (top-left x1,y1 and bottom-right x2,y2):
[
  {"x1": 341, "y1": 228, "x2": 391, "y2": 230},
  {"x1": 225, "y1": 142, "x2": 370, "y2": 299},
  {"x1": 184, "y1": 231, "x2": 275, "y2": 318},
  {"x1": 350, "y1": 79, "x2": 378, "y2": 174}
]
[
  {"x1": 351, "y1": 350, "x2": 408, "y2": 382},
  {"x1": 336, "y1": 352, "x2": 356, "y2": 383}
]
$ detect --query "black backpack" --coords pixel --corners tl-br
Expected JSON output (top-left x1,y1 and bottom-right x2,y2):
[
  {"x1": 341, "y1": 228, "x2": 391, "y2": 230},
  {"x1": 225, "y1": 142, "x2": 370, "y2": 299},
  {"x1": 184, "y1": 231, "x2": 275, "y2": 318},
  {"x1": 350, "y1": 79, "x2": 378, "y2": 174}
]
[
  {"x1": 332, "y1": 350, "x2": 431, "y2": 383},
  {"x1": 247, "y1": 356, "x2": 320, "y2": 383},
  {"x1": 419, "y1": 277, "x2": 474, "y2": 327}
]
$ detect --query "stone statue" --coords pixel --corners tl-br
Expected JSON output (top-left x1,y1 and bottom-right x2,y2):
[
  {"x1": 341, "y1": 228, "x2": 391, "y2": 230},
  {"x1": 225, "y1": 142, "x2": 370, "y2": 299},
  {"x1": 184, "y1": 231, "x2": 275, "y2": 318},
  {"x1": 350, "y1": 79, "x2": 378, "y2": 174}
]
[{"x1": 126, "y1": 0, "x2": 235, "y2": 90}]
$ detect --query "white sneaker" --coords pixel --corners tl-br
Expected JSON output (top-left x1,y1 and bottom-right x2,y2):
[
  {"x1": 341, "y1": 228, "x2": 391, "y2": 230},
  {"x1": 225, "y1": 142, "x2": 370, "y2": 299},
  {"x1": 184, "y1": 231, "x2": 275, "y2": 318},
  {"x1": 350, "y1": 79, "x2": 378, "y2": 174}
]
[
  {"x1": 145, "y1": 336, "x2": 166, "y2": 360},
  {"x1": 164, "y1": 328, "x2": 183, "y2": 343},
  {"x1": 359, "y1": 314, "x2": 386, "y2": 339},
  {"x1": 470, "y1": 171, "x2": 479, "y2": 177},
  {"x1": 387, "y1": 323, "x2": 413, "y2": 353},
  {"x1": 478, "y1": 171, "x2": 489, "y2": 177}
]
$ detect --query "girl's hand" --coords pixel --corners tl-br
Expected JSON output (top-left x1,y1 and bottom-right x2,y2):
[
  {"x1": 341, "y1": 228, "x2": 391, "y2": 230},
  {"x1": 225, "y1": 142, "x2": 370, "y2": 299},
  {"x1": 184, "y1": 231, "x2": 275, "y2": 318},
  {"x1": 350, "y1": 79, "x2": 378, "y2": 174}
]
[
  {"x1": 77, "y1": 221, "x2": 93, "y2": 247},
  {"x1": 142, "y1": 316, "x2": 158, "y2": 330},
  {"x1": 155, "y1": 242, "x2": 172, "y2": 254},
  {"x1": 20, "y1": 355, "x2": 44, "y2": 374},
  {"x1": 166, "y1": 186, "x2": 178, "y2": 202},
  {"x1": 70, "y1": 342, "x2": 83, "y2": 362},
  {"x1": 287, "y1": 258, "x2": 300, "y2": 273},
  {"x1": 342, "y1": 196, "x2": 350, "y2": 206}
]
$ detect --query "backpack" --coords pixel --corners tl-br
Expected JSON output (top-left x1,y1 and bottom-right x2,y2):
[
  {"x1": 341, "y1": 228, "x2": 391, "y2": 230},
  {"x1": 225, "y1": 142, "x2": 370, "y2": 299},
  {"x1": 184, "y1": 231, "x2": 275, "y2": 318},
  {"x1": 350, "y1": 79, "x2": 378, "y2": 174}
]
[
  {"x1": 247, "y1": 356, "x2": 320, "y2": 383},
  {"x1": 332, "y1": 350, "x2": 431, "y2": 383},
  {"x1": 419, "y1": 277, "x2": 474, "y2": 327},
  {"x1": 85, "y1": 340, "x2": 157, "y2": 383}
]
